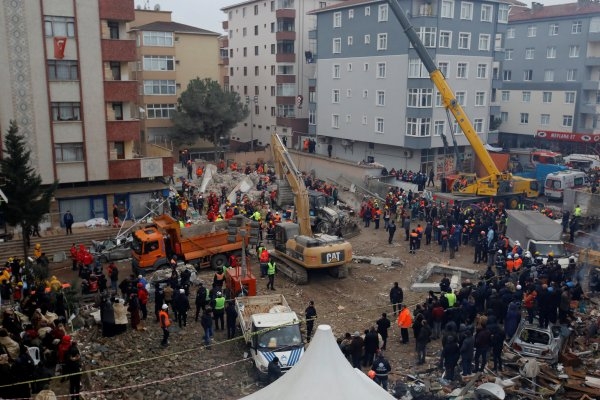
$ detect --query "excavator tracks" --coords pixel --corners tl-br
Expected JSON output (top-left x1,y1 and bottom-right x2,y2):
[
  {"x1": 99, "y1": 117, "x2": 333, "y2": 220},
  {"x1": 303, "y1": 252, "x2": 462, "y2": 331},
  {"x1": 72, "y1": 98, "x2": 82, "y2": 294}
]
[{"x1": 269, "y1": 252, "x2": 309, "y2": 285}]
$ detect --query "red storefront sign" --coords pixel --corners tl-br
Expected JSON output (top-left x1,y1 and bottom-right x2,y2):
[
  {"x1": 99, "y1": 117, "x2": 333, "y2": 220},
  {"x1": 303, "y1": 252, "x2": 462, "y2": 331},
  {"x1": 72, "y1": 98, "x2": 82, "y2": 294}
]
[{"x1": 535, "y1": 130, "x2": 600, "y2": 143}]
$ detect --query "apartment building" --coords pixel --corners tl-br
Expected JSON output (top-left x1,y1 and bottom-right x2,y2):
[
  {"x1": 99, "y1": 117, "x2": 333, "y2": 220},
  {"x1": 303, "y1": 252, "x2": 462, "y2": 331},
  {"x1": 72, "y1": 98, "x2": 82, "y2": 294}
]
[
  {"x1": 222, "y1": 0, "x2": 346, "y2": 150},
  {"x1": 0, "y1": 0, "x2": 173, "y2": 227},
  {"x1": 129, "y1": 9, "x2": 221, "y2": 158},
  {"x1": 499, "y1": 1, "x2": 600, "y2": 151},
  {"x1": 311, "y1": 0, "x2": 507, "y2": 174}
]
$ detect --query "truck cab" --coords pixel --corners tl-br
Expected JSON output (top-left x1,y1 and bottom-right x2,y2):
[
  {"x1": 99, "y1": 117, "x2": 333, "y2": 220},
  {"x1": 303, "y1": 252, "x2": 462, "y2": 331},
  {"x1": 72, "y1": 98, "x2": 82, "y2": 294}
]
[{"x1": 131, "y1": 226, "x2": 169, "y2": 274}]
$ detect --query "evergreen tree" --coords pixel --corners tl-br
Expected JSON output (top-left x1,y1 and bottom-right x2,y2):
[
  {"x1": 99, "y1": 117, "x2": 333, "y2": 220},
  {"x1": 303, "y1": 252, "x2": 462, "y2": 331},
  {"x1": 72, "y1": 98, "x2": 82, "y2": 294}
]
[{"x1": 0, "y1": 120, "x2": 57, "y2": 260}]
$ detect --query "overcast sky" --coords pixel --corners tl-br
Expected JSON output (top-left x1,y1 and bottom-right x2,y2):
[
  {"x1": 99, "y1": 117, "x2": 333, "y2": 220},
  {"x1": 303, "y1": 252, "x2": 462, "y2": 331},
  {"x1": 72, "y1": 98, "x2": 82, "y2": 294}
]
[{"x1": 139, "y1": 0, "x2": 574, "y2": 34}]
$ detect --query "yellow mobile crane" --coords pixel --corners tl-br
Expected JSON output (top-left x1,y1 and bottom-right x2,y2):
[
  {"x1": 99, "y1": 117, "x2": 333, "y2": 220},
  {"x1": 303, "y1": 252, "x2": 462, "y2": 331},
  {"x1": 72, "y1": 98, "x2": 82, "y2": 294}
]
[
  {"x1": 269, "y1": 133, "x2": 352, "y2": 284},
  {"x1": 387, "y1": 0, "x2": 538, "y2": 208}
]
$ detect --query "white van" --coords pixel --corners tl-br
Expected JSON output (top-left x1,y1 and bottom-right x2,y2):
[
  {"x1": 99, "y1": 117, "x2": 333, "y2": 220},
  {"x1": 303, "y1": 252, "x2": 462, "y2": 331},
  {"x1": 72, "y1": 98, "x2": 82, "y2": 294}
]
[
  {"x1": 545, "y1": 170, "x2": 588, "y2": 200},
  {"x1": 564, "y1": 154, "x2": 600, "y2": 172}
]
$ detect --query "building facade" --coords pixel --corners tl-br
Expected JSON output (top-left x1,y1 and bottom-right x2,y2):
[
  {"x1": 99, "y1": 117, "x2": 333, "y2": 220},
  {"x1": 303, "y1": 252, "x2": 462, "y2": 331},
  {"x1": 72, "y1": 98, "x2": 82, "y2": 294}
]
[
  {"x1": 311, "y1": 0, "x2": 509, "y2": 174},
  {"x1": 222, "y1": 0, "x2": 346, "y2": 150},
  {"x1": 0, "y1": 0, "x2": 173, "y2": 226},
  {"x1": 499, "y1": 1, "x2": 600, "y2": 151}
]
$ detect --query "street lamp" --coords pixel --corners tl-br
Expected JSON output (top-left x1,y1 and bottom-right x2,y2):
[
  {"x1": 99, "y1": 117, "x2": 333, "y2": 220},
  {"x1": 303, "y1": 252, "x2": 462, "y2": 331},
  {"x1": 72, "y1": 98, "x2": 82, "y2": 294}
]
[{"x1": 246, "y1": 95, "x2": 258, "y2": 151}]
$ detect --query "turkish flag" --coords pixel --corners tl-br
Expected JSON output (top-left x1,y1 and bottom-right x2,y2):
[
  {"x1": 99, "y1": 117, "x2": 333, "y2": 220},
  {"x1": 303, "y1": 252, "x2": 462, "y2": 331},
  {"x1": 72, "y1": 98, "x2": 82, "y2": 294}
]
[{"x1": 54, "y1": 37, "x2": 67, "y2": 59}]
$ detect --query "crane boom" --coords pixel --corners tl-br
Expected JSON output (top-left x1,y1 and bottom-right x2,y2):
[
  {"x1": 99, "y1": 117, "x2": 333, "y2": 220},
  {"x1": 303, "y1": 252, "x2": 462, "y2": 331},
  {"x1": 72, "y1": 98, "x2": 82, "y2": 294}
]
[
  {"x1": 270, "y1": 134, "x2": 312, "y2": 236},
  {"x1": 386, "y1": 0, "x2": 501, "y2": 178}
]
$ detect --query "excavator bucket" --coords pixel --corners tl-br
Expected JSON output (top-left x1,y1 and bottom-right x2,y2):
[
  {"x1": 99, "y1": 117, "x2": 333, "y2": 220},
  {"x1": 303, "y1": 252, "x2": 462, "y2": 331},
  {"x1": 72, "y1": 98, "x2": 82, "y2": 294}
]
[{"x1": 337, "y1": 219, "x2": 361, "y2": 239}]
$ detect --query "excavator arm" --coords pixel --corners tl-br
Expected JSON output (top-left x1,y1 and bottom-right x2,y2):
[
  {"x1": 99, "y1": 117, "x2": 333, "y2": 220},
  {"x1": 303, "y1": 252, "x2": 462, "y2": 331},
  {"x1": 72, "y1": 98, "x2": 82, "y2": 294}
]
[{"x1": 270, "y1": 134, "x2": 312, "y2": 236}]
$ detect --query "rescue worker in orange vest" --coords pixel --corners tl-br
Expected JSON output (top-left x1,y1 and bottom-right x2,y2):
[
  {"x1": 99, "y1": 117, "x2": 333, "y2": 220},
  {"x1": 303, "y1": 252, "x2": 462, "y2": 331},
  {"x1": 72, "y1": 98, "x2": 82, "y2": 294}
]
[
  {"x1": 505, "y1": 254, "x2": 515, "y2": 274},
  {"x1": 159, "y1": 304, "x2": 171, "y2": 347},
  {"x1": 218, "y1": 159, "x2": 225, "y2": 173},
  {"x1": 409, "y1": 229, "x2": 419, "y2": 254},
  {"x1": 259, "y1": 247, "x2": 270, "y2": 278},
  {"x1": 303, "y1": 138, "x2": 309, "y2": 152},
  {"x1": 196, "y1": 165, "x2": 203, "y2": 179},
  {"x1": 416, "y1": 224, "x2": 424, "y2": 249},
  {"x1": 230, "y1": 161, "x2": 238, "y2": 172},
  {"x1": 513, "y1": 253, "x2": 523, "y2": 272},
  {"x1": 213, "y1": 269, "x2": 225, "y2": 289},
  {"x1": 397, "y1": 304, "x2": 413, "y2": 344}
]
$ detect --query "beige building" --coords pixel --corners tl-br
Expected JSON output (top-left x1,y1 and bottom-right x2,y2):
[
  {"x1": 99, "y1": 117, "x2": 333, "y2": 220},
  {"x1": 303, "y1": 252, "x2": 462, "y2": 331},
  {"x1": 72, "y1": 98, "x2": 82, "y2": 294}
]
[{"x1": 129, "y1": 10, "x2": 221, "y2": 159}]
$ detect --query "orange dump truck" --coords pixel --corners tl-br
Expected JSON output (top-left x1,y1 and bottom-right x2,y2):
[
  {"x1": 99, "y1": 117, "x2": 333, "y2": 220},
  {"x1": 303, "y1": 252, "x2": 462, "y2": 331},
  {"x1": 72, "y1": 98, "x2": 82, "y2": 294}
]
[{"x1": 131, "y1": 214, "x2": 248, "y2": 275}]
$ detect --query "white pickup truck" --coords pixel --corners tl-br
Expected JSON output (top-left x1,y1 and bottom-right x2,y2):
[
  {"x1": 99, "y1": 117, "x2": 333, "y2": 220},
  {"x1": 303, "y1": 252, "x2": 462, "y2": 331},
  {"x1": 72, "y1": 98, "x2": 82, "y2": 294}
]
[{"x1": 235, "y1": 294, "x2": 304, "y2": 380}]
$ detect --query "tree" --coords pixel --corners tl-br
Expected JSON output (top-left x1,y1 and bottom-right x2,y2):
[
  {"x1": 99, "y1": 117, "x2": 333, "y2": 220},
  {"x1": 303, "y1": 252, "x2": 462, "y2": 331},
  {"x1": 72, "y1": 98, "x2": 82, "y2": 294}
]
[
  {"x1": 0, "y1": 120, "x2": 57, "y2": 260},
  {"x1": 172, "y1": 78, "x2": 249, "y2": 158}
]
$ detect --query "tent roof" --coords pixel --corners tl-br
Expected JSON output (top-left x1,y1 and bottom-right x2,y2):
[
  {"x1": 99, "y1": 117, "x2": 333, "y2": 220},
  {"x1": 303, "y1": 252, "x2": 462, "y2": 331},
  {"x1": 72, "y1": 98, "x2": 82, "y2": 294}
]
[{"x1": 241, "y1": 325, "x2": 396, "y2": 400}]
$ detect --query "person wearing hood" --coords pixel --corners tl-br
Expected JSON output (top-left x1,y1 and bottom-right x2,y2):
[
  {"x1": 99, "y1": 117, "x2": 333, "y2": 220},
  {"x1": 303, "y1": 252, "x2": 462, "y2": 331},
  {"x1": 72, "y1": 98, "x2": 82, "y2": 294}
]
[
  {"x1": 473, "y1": 321, "x2": 491, "y2": 372},
  {"x1": 57, "y1": 335, "x2": 72, "y2": 364},
  {"x1": 504, "y1": 302, "x2": 521, "y2": 340},
  {"x1": 0, "y1": 328, "x2": 20, "y2": 360},
  {"x1": 441, "y1": 335, "x2": 460, "y2": 381},
  {"x1": 173, "y1": 288, "x2": 190, "y2": 328},
  {"x1": 460, "y1": 327, "x2": 474, "y2": 376},
  {"x1": 100, "y1": 295, "x2": 116, "y2": 337}
]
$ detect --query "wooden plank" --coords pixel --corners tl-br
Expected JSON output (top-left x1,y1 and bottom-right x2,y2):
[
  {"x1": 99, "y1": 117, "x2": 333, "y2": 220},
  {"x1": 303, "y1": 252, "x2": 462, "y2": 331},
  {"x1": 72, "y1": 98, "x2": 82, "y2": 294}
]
[
  {"x1": 564, "y1": 382, "x2": 600, "y2": 396},
  {"x1": 565, "y1": 366, "x2": 588, "y2": 379}
]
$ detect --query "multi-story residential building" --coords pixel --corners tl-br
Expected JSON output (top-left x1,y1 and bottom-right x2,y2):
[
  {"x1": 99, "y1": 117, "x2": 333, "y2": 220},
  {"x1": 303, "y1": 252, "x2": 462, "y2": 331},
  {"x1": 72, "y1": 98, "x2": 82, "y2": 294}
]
[
  {"x1": 0, "y1": 0, "x2": 173, "y2": 227},
  {"x1": 499, "y1": 1, "x2": 600, "y2": 151},
  {"x1": 129, "y1": 9, "x2": 221, "y2": 159},
  {"x1": 222, "y1": 0, "x2": 346, "y2": 150},
  {"x1": 311, "y1": 0, "x2": 508, "y2": 174}
]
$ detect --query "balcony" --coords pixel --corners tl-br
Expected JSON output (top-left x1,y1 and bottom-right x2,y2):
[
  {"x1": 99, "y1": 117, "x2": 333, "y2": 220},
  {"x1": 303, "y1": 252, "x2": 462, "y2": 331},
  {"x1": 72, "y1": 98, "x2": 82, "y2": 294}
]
[
  {"x1": 220, "y1": 37, "x2": 229, "y2": 48},
  {"x1": 109, "y1": 156, "x2": 174, "y2": 180},
  {"x1": 106, "y1": 120, "x2": 140, "y2": 142},
  {"x1": 276, "y1": 8, "x2": 296, "y2": 19},
  {"x1": 583, "y1": 80, "x2": 600, "y2": 90},
  {"x1": 276, "y1": 31, "x2": 296, "y2": 41},
  {"x1": 580, "y1": 103, "x2": 600, "y2": 114},
  {"x1": 404, "y1": 135, "x2": 432, "y2": 149},
  {"x1": 585, "y1": 57, "x2": 600, "y2": 66},
  {"x1": 220, "y1": 57, "x2": 229, "y2": 66},
  {"x1": 99, "y1": 0, "x2": 134, "y2": 21},
  {"x1": 222, "y1": 20, "x2": 228, "y2": 30},
  {"x1": 104, "y1": 80, "x2": 137, "y2": 102},
  {"x1": 101, "y1": 39, "x2": 136, "y2": 61},
  {"x1": 276, "y1": 96, "x2": 295, "y2": 105},
  {"x1": 276, "y1": 117, "x2": 307, "y2": 133},
  {"x1": 276, "y1": 74, "x2": 295, "y2": 83},
  {"x1": 276, "y1": 53, "x2": 295, "y2": 63},
  {"x1": 589, "y1": 31, "x2": 600, "y2": 42}
]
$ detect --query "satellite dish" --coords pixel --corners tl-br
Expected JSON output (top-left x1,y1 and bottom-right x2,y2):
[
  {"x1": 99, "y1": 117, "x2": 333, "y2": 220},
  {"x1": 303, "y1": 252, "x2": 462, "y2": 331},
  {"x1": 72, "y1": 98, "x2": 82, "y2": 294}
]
[{"x1": 154, "y1": 3, "x2": 161, "y2": 11}]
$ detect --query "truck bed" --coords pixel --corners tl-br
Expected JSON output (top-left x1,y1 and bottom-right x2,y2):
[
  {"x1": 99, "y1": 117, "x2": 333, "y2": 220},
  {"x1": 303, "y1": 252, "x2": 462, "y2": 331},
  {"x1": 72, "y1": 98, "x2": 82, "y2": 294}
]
[
  {"x1": 236, "y1": 294, "x2": 291, "y2": 339},
  {"x1": 506, "y1": 210, "x2": 563, "y2": 242}
]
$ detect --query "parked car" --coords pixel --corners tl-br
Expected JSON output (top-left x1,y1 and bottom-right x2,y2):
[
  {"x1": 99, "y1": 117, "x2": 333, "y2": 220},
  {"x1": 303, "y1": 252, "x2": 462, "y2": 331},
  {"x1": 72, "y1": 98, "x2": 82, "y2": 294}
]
[
  {"x1": 91, "y1": 236, "x2": 132, "y2": 263},
  {"x1": 508, "y1": 320, "x2": 571, "y2": 363}
]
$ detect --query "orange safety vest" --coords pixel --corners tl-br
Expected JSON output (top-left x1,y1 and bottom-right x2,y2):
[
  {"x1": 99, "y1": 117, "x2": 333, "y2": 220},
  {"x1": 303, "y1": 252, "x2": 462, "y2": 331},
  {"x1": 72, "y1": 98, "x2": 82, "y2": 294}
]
[
  {"x1": 159, "y1": 310, "x2": 171, "y2": 328},
  {"x1": 397, "y1": 308, "x2": 413, "y2": 328},
  {"x1": 506, "y1": 259, "x2": 515, "y2": 273},
  {"x1": 514, "y1": 258, "x2": 523, "y2": 271}
]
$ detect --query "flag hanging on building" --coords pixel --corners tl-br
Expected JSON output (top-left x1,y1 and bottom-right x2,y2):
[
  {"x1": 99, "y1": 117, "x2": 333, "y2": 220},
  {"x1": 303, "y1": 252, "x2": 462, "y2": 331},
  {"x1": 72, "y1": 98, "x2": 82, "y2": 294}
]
[{"x1": 54, "y1": 37, "x2": 67, "y2": 59}]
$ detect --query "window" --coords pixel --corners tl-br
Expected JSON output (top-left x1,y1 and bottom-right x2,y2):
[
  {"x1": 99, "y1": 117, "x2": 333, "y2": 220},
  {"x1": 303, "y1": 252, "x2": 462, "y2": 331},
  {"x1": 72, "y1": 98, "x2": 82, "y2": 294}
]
[
  {"x1": 254, "y1": 4, "x2": 259, "y2": 15},
  {"x1": 143, "y1": 80, "x2": 176, "y2": 95},
  {"x1": 309, "y1": 110, "x2": 316, "y2": 125},
  {"x1": 347, "y1": 36, "x2": 353, "y2": 46},
  {"x1": 503, "y1": 70, "x2": 511, "y2": 81},
  {"x1": 243, "y1": 67, "x2": 247, "y2": 76},
  {"x1": 477, "y1": 63, "x2": 487, "y2": 78},
  {"x1": 348, "y1": 9, "x2": 354, "y2": 19},
  {"x1": 271, "y1": 86, "x2": 276, "y2": 96},
  {"x1": 254, "y1": 25, "x2": 259, "y2": 36},
  {"x1": 481, "y1": 5, "x2": 492, "y2": 22},
  {"x1": 523, "y1": 70, "x2": 533, "y2": 81},
  {"x1": 44, "y1": 16, "x2": 75, "y2": 37},
  {"x1": 271, "y1": 65, "x2": 276, "y2": 75},
  {"x1": 143, "y1": 55, "x2": 174, "y2": 71},
  {"x1": 506, "y1": 28, "x2": 515, "y2": 39},
  {"x1": 376, "y1": 90, "x2": 385, "y2": 106},
  {"x1": 434, "y1": 121, "x2": 445, "y2": 136},
  {"x1": 243, "y1": 27, "x2": 247, "y2": 36},
  {"x1": 364, "y1": 63, "x2": 369, "y2": 71},
  {"x1": 308, "y1": 90, "x2": 315, "y2": 102},
  {"x1": 277, "y1": 83, "x2": 295, "y2": 96},
  {"x1": 455, "y1": 91, "x2": 465, "y2": 106},
  {"x1": 332, "y1": 114, "x2": 339, "y2": 128},
  {"x1": 478, "y1": 34, "x2": 490, "y2": 51},
  {"x1": 563, "y1": 115, "x2": 573, "y2": 127},
  {"x1": 376, "y1": 62, "x2": 386, "y2": 78},
  {"x1": 544, "y1": 69, "x2": 554, "y2": 81},
  {"x1": 439, "y1": 31, "x2": 452, "y2": 48},
  {"x1": 142, "y1": 31, "x2": 174, "y2": 46},
  {"x1": 522, "y1": 91, "x2": 531, "y2": 102},
  {"x1": 48, "y1": 60, "x2": 78, "y2": 80},
  {"x1": 332, "y1": 64, "x2": 340, "y2": 78},
  {"x1": 51, "y1": 102, "x2": 81, "y2": 121},
  {"x1": 435, "y1": 91, "x2": 442, "y2": 107},
  {"x1": 520, "y1": 113, "x2": 529, "y2": 124},
  {"x1": 406, "y1": 118, "x2": 431, "y2": 136},
  {"x1": 438, "y1": 62, "x2": 448, "y2": 77},
  {"x1": 498, "y1": 4, "x2": 509, "y2": 23},
  {"x1": 146, "y1": 104, "x2": 176, "y2": 119},
  {"x1": 378, "y1": 4, "x2": 388, "y2": 21},
  {"x1": 346, "y1": 89, "x2": 352, "y2": 98},
  {"x1": 271, "y1": 44, "x2": 276, "y2": 54},
  {"x1": 441, "y1": 0, "x2": 454, "y2": 18},
  {"x1": 565, "y1": 92, "x2": 576, "y2": 103},
  {"x1": 108, "y1": 21, "x2": 119, "y2": 39},
  {"x1": 549, "y1": 23, "x2": 559, "y2": 36},
  {"x1": 458, "y1": 32, "x2": 471, "y2": 49},
  {"x1": 363, "y1": 90, "x2": 368, "y2": 98},
  {"x1": 362, "y1": 115, "x2": 368, "y2": 125},
  {"x1": 55, "y1": 143, "x2": 83, "y2": 162},
  {"x1": 333, "y1": 38, "x2": 341, "y2": 53},
  {"x1": 457, "y1": 62, "x2": 467, "y2": 78},
  {"x1": 333, "y1": 12, "x2": 342, "y2": 28},
  {"x1": 243, "y1": 47, "x2": 247, "y2": 57},
  {"x1": 365, "y1": 6, "x2": 370, "y2": 16},
  {"x1": 527, "y1": 25, "x2": 537, "y2": 37},
  {"x1": 523, "y1": 48, "x2": 534, "y2": 59},
  {"x1": 567, "y1": 69, "x2": 577, "y2": 81},
  {"x1": 474, "y1": 119, "x2": 484, "y2": 133},
  {"x1": 541, "y1": 114, "x2": 550, "y2": 125},
  {"x1": 418, "y1": 27, "x2": 436, "y2": 47},
  {"x1": 569, "y1": 45, "x2": 580, "y2": 58},
  {"x1": 278, "y1": 104, "x2": 295, "y2": 118},
  {"x1": 255, "y1": 66, "x2": 259, "y2": 76},
  {"x1": 332, "y1": 89, "x2": 340, "y2": 103},
  {"x1": 572, "y1": 21, "x2": 582, "y2": 34},
  {"x1": 475, "y1": 91, "x2": 485, "y2": 106},
  {"x1": 375, "y1": 117, "x2": 384, "y2": 133},
  {"x1": 407, "y1": 88, "x2": 433, "y2": 107},
  {"x1": 364, "y1": 34, "x2": 371, "y2": 44},
  {"x1": 347, "y1": 63, "x2": 353, "y2": 71},
  {"x1": 501, "y1": 112, "x2": 508, "y2": 122},
  {"x1": 501, "y1": 91, "x2": 510, "y2": 101},
  {"x1": 542, "y1": 92, "x2": 552, "y2": 103},
  {"x1": 255, "y1": 46, "x2": 259, "y2": 56},
  {"x1": 505, "y1": 49, "x2": 513, "y2": 60},
  {"x1": 547, "y1": 46, "x2": 556, "y2": 58},
  {"x1": 460, "y1": 2, "x2": 473, "y2": 20},
  {"x1": 242, "y1": 7, "x2": 246, "y2": 17},
  {"x1": 377, "y1": 33, "x2": 388, "y2": 50},
  {"x1": 408, "y1": 59, "x2": 426, "y2": 78}
]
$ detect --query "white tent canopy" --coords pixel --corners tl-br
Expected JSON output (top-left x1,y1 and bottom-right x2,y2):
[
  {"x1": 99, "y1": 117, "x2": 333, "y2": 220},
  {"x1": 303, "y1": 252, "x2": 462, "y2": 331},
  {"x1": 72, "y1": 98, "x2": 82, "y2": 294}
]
[{"x1": 241, "y1": 324, "x2": 396, "y2": 400}]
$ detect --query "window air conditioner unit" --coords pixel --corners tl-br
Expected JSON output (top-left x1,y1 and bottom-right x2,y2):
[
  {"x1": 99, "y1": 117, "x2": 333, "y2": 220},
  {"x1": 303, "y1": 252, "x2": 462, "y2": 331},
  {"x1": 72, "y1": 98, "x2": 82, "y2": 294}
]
[{"x1": 403, "y1": 150, "x2": 413, "y2": 158}]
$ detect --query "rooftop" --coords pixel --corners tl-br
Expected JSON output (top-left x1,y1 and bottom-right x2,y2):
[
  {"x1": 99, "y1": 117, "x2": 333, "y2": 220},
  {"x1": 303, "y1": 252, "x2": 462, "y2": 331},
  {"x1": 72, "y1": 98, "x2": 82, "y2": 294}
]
[
  {"x1": 308, "y1": 0, "x2": 374, "y2": 14},
  {"x1": 510, "y1": 1, "x2": 600, "y2": 22},
  {"x1": 130, "y1": 21, "x2": 220, "y2": 36}
]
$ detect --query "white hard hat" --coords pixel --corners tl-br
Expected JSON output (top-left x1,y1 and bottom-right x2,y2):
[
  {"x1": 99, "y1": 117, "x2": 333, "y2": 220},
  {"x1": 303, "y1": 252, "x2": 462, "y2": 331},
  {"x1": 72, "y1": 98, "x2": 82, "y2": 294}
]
[
  {"x1": 515, "y1": 241, "x2": 521, "y2": 246},
  {"x1": 180, "y1": 289, "x2": 185, "y2": 294},
  {"x1": 162, "y1": 304, "x2": 168, "y2": 310},
  {"x1": 497, "y1": 249, "x2": 502, "y2": 254},
  {"x1": 217, "y1": 291, "x2": 222, "y2": 296},
  {"x1": 514, "y1": 254, "x2": 520, "y2": 258},
  {"x1": 516, "y1": 285, "x2": 522, "y2": 290},
  {"x1": 507, "y1": 254, "x2": 513, "y2": 259},
  {"x1": 525, "y1": 251, "x2": 531, "y2": 258}
]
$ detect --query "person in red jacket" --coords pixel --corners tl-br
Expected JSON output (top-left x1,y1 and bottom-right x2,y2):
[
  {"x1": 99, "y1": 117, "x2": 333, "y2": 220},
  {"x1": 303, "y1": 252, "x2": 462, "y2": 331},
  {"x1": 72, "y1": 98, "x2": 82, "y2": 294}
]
[{"x1": 137, "y1": 282, "x2": 149, "y2": 320}]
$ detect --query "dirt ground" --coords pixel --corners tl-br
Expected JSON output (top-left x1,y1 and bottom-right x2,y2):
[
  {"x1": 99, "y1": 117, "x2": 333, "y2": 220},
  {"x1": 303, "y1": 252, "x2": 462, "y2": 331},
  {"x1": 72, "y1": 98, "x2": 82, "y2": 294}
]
[{"x1": 45, "y1": 220, "x2": 490, "y2": 400}]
